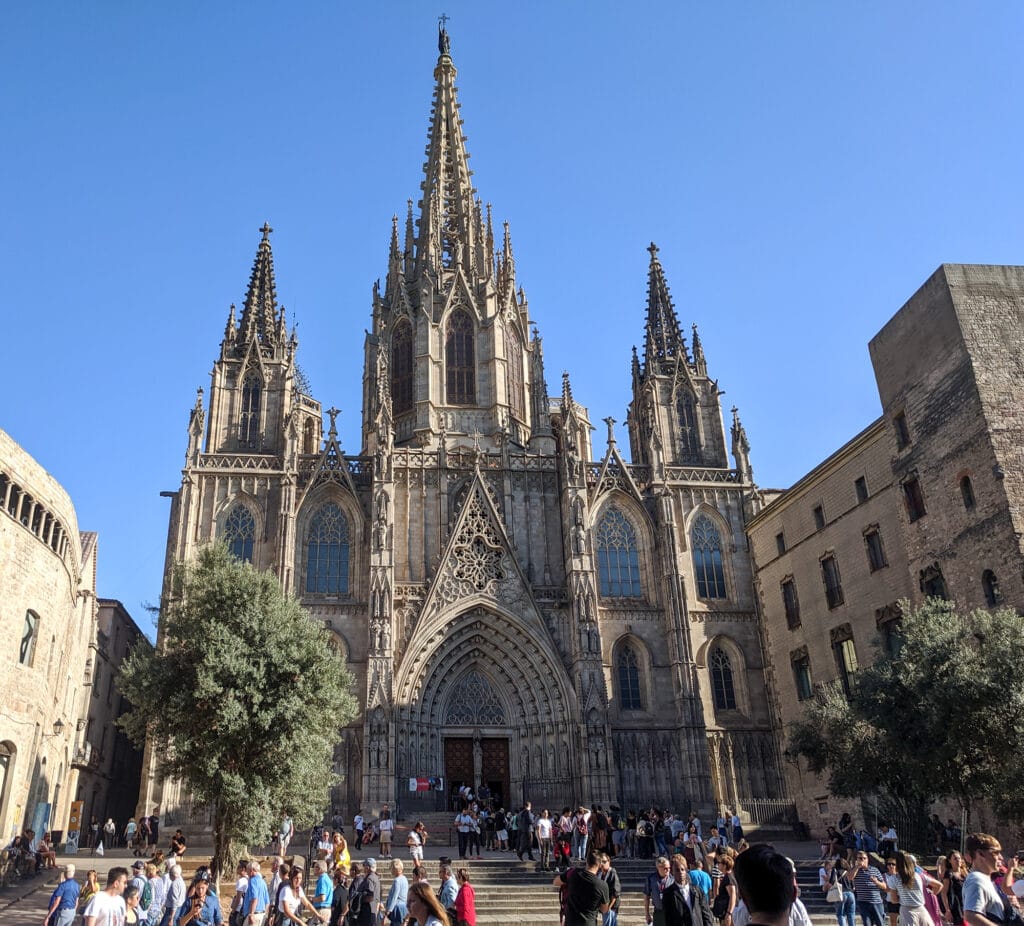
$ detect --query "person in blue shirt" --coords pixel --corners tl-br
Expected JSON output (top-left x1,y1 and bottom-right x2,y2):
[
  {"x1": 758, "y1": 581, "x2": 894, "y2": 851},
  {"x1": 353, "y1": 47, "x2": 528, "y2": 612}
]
[
  {"x1": 312, "y1": 862, "x2": 334, "y2": 916},
  {"x1": 176, "y1": 877, "x2": 222, "y2": 926},
  {"x1": 688, "y1": 857, "x2": 713, "y2": 899},
  {"x1": 243, "y1": 861, "x2": 270, "y2": 926},
  {"x1": 45, "y1": 865, "x2": 81, "y2": 926}
]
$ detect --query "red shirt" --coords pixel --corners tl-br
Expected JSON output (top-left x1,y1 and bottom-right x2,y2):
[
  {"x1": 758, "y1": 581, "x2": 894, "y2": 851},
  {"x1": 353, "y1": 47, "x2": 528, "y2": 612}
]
[{"x1": 455, "y1": 883, "x2": 476, "y2": 926}]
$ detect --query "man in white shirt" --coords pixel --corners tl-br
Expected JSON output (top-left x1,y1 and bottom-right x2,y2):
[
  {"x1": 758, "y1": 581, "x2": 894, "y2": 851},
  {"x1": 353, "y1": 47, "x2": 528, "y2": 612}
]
[
  {"x1": 964, "y1": 833, "x2": 1009, "y2": 926},
  {"x1": 84, "y1": 866, "x2": 129, "y2": 926},
  {"x1": 160, "y1": 865, "x2": 186, "y2": 926},
  {"x1": 231, "y1": 860, "x2": 250, "y2": 926},
  {"x1": 454, "y1": 808, "x2": 475, "y2": 860},
  {"x1": 536, "y1": 810, "x2": 554, "y2": 872},
  {"x1": 354, "y1": 812, "x2": 365, "y2": 850}
]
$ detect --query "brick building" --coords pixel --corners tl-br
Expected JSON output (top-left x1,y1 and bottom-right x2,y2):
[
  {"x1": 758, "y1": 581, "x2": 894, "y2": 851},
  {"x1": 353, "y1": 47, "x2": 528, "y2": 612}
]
[{"x1": 749, "y1": 264, "x2": 1024, "y2": 826}]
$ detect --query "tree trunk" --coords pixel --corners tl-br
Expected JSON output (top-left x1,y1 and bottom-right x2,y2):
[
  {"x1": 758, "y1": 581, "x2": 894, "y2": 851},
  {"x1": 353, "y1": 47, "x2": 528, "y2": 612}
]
[{"x1": 212, "y1": 799, "x2": 232, "y2": 897}]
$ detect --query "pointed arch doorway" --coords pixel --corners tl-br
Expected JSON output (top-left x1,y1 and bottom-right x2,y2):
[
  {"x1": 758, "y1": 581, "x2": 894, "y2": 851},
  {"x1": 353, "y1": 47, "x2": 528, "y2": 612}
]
[{"x1": 442, "y1": 669, "x2": 511, "y2": 809}]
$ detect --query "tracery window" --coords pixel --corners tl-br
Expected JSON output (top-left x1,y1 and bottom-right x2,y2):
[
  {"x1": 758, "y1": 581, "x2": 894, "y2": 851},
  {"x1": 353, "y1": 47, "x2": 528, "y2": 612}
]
[
  {"x1": 391, "y1": 319, "x2": 414, "y2": 414},
  {"x1": 239, "y1": 371, "x2": 262, "y2": 447},
  {"x1": 223, "y1": 504, "x2": 256, "y2": 563},
  {"x1": 617, "y1": 645, "x2": 643, "y2": 710},
  {"x1": 305, "y1": 503, "x2": 350, "y2": 595},
  {"x1": 507, "y1": 329, "x2": 525, "y2": 420},
  {"x1": 677, "y1": 390, "x2": 700, "y2": 463},
  {"x1": 710, "y1": 646, "x2": 737, "y2": 710},
  {"x1": 446, "y1": 309, "x2": 476, "y2": 405},
  {"x1": 595, "y1": 508, "x2": 642, "y2": 598},
  {"x1": 444, "y1": 670, "x2": 506, "y2": 725},
  {"x1": 20, "y1": 610, "x2": 39, "y2": 666},
  {"x1": 692, "y1": 514, "x2": 727, "y2": 599}
]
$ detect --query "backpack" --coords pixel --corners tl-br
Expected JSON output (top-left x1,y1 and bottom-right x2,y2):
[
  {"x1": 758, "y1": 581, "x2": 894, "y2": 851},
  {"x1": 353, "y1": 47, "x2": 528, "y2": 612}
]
[
  {"x1": 576, "y1": 816, "x2": 588, "y2": 835},
  {"x1": 140, "y1": 880, "x2": 153, "y2": 910}
]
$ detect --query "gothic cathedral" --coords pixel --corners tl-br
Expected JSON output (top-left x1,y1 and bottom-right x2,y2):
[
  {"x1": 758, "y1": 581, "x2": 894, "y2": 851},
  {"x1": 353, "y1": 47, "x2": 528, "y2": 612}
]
[{"x1": 145, "y1": 28, "x2": 783, "y2": 820}]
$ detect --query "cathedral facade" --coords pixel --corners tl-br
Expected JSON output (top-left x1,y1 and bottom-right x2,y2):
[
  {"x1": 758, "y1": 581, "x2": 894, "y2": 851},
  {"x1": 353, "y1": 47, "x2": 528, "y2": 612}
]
[{"x1": 142, "y1": 29, "x2": 783, "y2": 821}]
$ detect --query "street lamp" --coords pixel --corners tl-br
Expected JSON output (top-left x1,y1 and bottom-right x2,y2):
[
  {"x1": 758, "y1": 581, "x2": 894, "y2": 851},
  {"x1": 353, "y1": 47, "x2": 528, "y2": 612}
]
[{"x1": 44, "y1": 719, "x2": 66, "y2": 738}]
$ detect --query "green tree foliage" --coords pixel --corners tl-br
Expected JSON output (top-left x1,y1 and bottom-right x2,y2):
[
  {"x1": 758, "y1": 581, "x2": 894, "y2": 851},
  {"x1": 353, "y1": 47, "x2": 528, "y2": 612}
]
[
  {"x1": 790, "y1": 598, "x2": 1024, "y2": 820},
  {"x1": 118, "y1": 543, "x2": 358, "y2": 881}
]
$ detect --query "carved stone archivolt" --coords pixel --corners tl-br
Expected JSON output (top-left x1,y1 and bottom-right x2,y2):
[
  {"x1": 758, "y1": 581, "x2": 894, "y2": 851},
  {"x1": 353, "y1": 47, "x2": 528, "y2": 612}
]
[{"x1": 444, "y1": 669, "x2": 506, "y2": 725}]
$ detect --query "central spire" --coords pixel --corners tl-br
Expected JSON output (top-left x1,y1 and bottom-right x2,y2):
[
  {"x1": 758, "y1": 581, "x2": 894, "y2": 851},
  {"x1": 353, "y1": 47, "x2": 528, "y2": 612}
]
[
  {"x1": 642, "y1": 242, "x2": 688, "y2": 375},
  {"x1": 237, "y1": 222, "x2": 282, "y2": 347},
  {"x1": 415, "y1": 23, "x2": 479, "y2": 279}
]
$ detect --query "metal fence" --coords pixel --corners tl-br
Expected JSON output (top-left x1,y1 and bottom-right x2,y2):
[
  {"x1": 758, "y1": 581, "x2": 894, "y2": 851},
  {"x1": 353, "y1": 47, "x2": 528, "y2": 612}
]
[{"x1": 740, "y1": 798, "x2": 799, "y2": 828}]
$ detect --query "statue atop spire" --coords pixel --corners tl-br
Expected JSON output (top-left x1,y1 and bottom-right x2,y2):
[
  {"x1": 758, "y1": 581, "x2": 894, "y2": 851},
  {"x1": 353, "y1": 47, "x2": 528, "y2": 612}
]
[{"x1": 438, "y1": 14, "x2": 451, "y2": 56}]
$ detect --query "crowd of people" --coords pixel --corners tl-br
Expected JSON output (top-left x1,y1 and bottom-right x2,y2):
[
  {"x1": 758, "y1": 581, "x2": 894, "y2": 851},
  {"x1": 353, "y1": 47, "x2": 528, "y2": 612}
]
[{"x1": 818, "y1": 830, "x2": 1024, "y2": 926}]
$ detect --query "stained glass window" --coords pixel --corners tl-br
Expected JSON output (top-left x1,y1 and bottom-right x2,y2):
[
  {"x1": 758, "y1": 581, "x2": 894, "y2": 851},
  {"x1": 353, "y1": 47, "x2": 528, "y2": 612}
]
[
  {"x1": 693, "y1": 514, "x2": 726, "y2": 599},
  {"x1": 306, "y1": 503, "x2": 350, "y2": 595},
  {"x1": 507, "y1": 329, "x2": 525, "y2": 420},
  {"x1": 446, "y1": 309, "x2": 476, "y2": 405},
  {"x1": 240, "y1": 371, "x2": 262, "y2": 447},
  {"x1": 710, "y1": 646, "x2": 736, "y2": 710},
  {"x1": 596, "y1": 508, "x2": 642, "y2": 598},
  {"x1": 392, "y1": 319, "x2": 414, "y2": 414},
  {"x1": 223, "y1": 504, "x2": 255, "y2": 563},
  {"x1": 617, "y1": 645, "x2": 643, "y2": 710}
]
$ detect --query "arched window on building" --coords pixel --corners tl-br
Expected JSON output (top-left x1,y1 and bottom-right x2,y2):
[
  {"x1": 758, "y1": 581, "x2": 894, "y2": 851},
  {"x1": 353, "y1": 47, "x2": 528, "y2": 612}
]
[
  {"x1": 617, "y1": 644, "x2": 643, "y2": 711},
  {"x1": 677, "y1": 390, "x2": 700, "y2": 463},
  {"x1": 692, "y1": 514, "x2": 727, "y2": 599},
  {"x1": 239, "y1": 371, "x2": 262, "y2": 447},
  {"x1": 391, "y1": 319, "x2": 414, "y2": 414},
  {"x1": 302, "y1": 419, "x2": 316, "y2": 455},
  {"x1": 960, "y1": 475, "x2": 976, "y2": 510},
  {"x1": 446, "y1": 310, "x2": 476, "y2": 405},
  {"x1": 595, "y1": 508, "x2": 642, "y2": 598},
  {"x1": 223, "y1": 504, "x2": 256, "y2": 563},
  {"x1": 20, "y1": 610, "x2": 39, "y2": 666},
  {"x1": 982, "y1": 569, "x2": 1001, "y2": 607},
  {"x1": 710, "y1": 646, "x2": 737, "y2": 710},
  {"x1": 507, "y1": 329, "x2": 525, "y2": 420},
  {"x1": 306, "y1": 503, "x2": 350, "y2": 595}
]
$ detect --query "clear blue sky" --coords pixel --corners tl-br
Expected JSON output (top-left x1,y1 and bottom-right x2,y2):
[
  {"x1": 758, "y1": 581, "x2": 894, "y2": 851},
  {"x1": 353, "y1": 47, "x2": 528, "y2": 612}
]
[{"x1": 4, "y1": 3, "x2": 1023, "y2": 636}]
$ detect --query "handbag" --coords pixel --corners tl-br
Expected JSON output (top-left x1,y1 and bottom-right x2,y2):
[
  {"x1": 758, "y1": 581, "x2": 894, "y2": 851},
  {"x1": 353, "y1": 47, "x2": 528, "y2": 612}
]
[{"x1": 826, "y1": 874, "x2": 844, "y2": 904}]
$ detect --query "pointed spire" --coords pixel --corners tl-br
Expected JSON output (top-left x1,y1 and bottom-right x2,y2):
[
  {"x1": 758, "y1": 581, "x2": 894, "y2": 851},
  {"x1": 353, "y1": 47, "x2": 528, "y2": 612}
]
[
  {"x1": 731, "y1": 405, "x2": 753, "y2": 482},
  {"x1": 386, "y1": 215, "x2": 402, "y2": 299},
  {"x1": 499, "y1": 220, "x2": 516, "y2": 295},
  {"x1": 223, "y1": 303, "x2": 237, "y2": 343},
  {"x1": 561, "y1": 370, "x2": 574, "y2": 409},
  {"x1": 238, "y1": 222, "x2": 280, "y2": 347},
  {"x1": 415, "y1": 22, "x2": 478, "y2": 279},
  {"x1": 642, "y1": 242, "x2": 687, "y2": 376},
  {"x1": 691, "y1": 323, "x2": 707, "y2": 376}
]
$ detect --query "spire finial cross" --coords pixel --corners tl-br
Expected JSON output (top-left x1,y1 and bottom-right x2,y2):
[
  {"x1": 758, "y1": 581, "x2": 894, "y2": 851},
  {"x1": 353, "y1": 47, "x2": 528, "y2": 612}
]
[
  {"x1": 260, "y1": 222, "x2": 273, "y2": 241},
  {"x1": 327, "y1": 406, "x2": 340, "y2": 435},
  {"x1": 648, "y1": 241, "x2": 659, "y2": 258},
  {"x1": 438, "y1": 13, "x2": 450, "y2": 28}
]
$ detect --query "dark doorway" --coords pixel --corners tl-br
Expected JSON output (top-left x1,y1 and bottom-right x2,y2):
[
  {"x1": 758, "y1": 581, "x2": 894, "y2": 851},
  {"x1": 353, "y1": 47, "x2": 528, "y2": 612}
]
[{"x1": 444, "y1": 736, "x2": 510, "y2": 810}]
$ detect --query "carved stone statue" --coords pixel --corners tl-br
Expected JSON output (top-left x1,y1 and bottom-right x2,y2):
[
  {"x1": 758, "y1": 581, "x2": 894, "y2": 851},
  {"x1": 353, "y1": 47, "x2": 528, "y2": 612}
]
[{"x1": 472, "y1": 730, "x2": 483, "y2": 788}]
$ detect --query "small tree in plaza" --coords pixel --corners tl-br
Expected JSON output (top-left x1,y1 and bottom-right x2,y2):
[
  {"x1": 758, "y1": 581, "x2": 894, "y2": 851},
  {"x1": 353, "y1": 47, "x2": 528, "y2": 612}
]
[
  {"x1": 790, "y1": 598, "x2": 1024, "y2": 828},
  {"x1": 119, "y1": 543, "x2": 358, "y2": 883}
]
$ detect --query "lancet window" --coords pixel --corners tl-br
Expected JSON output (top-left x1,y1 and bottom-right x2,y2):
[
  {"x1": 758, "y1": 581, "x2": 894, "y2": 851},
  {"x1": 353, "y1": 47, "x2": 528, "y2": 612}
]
[
  {"x1": 305, "y1": 503, "x2": 350, "y2": 595},
  {"x1": 677, "y1": 390, "x2": 700, "y2": 463},
  {"x1": 596, "y1": 508, "x2": 642, "y2": 598},
  {"x1": 446, "y1": 309, "x2": 476, "y2": 405},
  {"x1": 692, "y1": 514, "x2": 727, "y2": 599},
  {"x1": 507, "y1": 329, "x2": 525, "y2": 420},
  {"x1": 391, "y1": 319, "x2": 414, "y2": 414},
  {"x1": 20, "y1": 610, "x2": 39, "y2": 666},
  {"x1": 223, "y1": 504, "x2": 256, "y2": 563},
  {"x1": 710, "y1": 645, "x2": 737, "y2": 710},
  {"x1": 239, "y1": 371, "x2": 262, "y2": 447},
  {"x1": 617, "y1": 645, "x2": 643, "y2": 710}
]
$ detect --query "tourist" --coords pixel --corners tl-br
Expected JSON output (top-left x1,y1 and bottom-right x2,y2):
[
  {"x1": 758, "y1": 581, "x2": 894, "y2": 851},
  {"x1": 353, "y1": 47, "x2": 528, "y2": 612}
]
[
  {"x1": 130, "y1": 861, "x2": 148, "y2": 910},
  {"x1": 715, "y1": 855, "x2": 739, "y2": 925},
  {"x1": 350, "y1": 859, "x2": 381, "y2": 926},
  {"x1": 454, "y1": 807, "x2": 475, "y2": 860},
  {"x1": 125, "y1": 885, "x2": 142, "y2": 925},
  {"x1": 84, "y1": 866, "x2": 129, "y2": 926},
  {"x1": 277, "y1": 812, "x2": 294, "y2": 857},
  {"x1": 730, "y1": 811, "x2": 743, "y2": 849},
  {"x1": 882, "y1": 858, "x2": 900, "y2": 926},
  {"x1": 517, "y1": 803, "x2": 536, "y2": 862},
  {"x1": 466, "y1": 812, "x2": 482, "y2": 860},
  {"x1": 408, "y1": 882, "x2": 450, "y2": 926},
  {"x1": 329, "y1": 865, "x2": 350, "y2": 926},
  {"x1": 537, "y1": 810, "x2": 554, "y2": 871},
  {"x1": 149, "y1": 809, "x2": 161, "y2": 852},
  {"x1": 104, "y1": 818, "x2": 117, "y2": 849},
  {"x1": 494, "y1": 809, "x2": 508, "y2": 853},
  {"x1": 379, "y1": 809, "x2": 394, "y2": 860},
  {"x1": 176, "y1": 875, "x2": 222, "y2": 926},
  {"x1": 555, "y1": 809, "x2": 572, "y2": 869},
  {"x1": 573, "y1": 807, "x2": 591, "y2": 862},
  {"x1": 879, "y1": 825, "x2": 898, "y2": 861},
  {"x1": 889, "y1": 851, "x2": 940, "y2": 926},
  {"x1": 940, "y1": 851, "x2": 966, "y2": 926},
  {"x1": 139, "y1": 817, "x2": 152, "y2": 853},
  {"x1": 383, "y1": 860, "x2": 408, "y2": 926},
  {"x1": 733, "y1": 845, "x2": 793, "y2": 926},
  {"x1": 408, "y1": 821, "x2": 427, "y2": 865},
  {"x1": 279, "y1": 867, "x2": 325, "y2": 926},
  {"x1": 243, "y1": 860, "x2": 269, "y2": 926},
  {"x1": 45, "y1": 864, "x2": 80, "y2": 926},
  {"x1": 556, "y1": 848, "x2": 610, "y2": 926},
  {"x1": 317, "y1": 830, "x2": 334, "y2": 862},
  {"x1": 88, "y1": 816, "x2": 100, "y2": 853},
  {"x1": 145, "y1": 862, "x2": 166, "y2": 926},
  {"x1": 37, "y1": 831, "x2": 57, "y2": 869},
  {"x1": 354, "y1": 812, "x2": 365, "y2": 851},
  {"x1": 454, "y1": 868, "x2": 476, "y2": 926},
  {"x1": 81, "y1": 870, "x2": 101, "y2": 910},
  {"x1": 852, "y1": 850, "x2": 887, "y2": 926},
  {"x1": 160, "y1": 865, "x2": 187, "y2": 926},
  {"x1": 438, "y1": 863, "x2": 459, "y2": 920},
  {"x1": 963, "y1": 834, "x2": 1006, "y2": 926},
  {"x1": 312, "y1": 861, "x2": 334, "y2": 923},
  {"x1": 332, "y1": 832, "x2": 351, "y2": 871},
  {"x1": 664, "y1": 854, "x2": 714, "y2": 926},
  {"x1": 598, "y1": 853, "x2": 621, "y2": 926},
  {"x1": 126, "y1": 818, "x2": 138, "y2": 851},
  {"x1": 230, "y1": 860, "x2": 250, "y2": 926},
  {"x1": 644, "y1": 857, "x2": 673, "y2": 926}
]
